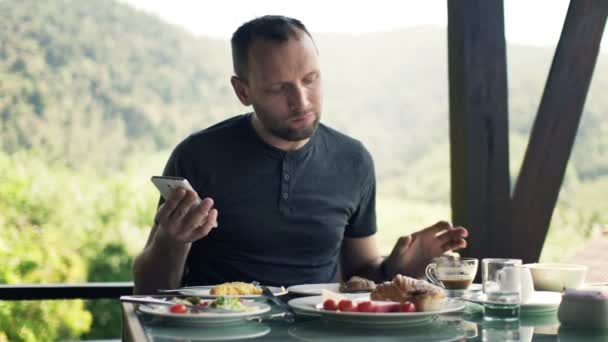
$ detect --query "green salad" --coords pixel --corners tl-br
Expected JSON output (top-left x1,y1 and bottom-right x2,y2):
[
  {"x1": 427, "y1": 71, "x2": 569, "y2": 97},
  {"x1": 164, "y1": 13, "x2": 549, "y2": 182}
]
[
  {"x1": 169, "y1": 296, "x2": 254, "y2": 312},
  {"x1": 211, "y1": 296, "x2": 251, "y2": 311}
]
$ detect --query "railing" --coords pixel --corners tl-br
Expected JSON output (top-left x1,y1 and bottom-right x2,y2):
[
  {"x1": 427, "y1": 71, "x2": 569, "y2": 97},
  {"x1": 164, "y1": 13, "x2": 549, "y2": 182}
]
[{"x1": 0, "y1": 282, "x2": 133, "y2": 300}]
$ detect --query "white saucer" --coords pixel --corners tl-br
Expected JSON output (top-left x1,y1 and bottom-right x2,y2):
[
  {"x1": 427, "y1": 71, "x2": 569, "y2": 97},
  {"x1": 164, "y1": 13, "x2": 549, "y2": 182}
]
[
  {"x1": 443, "y1": 283, "x2": 483, "y2": 298},
  {"x1": 463, "y1": 291, "x2": 562, "y2": 313}
]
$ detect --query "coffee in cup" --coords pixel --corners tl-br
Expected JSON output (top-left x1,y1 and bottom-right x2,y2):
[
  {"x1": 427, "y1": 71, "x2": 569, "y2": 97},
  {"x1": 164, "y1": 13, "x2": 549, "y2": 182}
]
[{"x1": 426, "y1": 256, "x2": 478, "y2": 290}]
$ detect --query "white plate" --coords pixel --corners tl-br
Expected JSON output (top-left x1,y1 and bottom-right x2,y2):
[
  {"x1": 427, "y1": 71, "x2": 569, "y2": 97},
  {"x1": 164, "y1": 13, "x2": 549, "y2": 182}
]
[
  {"x1": 138, "y1": 302, "x2": 271, "y2": 325},
  {"x1": 288, "y1": 318, "x2": 469, "y2": 342},
  {"x1": 462, "y1": 291, "x2": 562, "y2": 313},
  {"x1": 287, "y1": 283, "x2": 341, "y2": 295},
  {"x1": 146, "y1": 323, "x2": 271, "y2": 340},
  {"x1": 288, "y1": 294, "x2": 466, "y2": 326},
  {"x1": 178, "y1": 285, "x2": 287, "y2": 298}
]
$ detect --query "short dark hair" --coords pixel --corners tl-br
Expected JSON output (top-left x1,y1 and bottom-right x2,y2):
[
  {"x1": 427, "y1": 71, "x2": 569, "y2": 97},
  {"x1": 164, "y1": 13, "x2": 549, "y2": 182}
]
[{"x1": 231, "y1": 15, "x2": 313, "y2": 79}]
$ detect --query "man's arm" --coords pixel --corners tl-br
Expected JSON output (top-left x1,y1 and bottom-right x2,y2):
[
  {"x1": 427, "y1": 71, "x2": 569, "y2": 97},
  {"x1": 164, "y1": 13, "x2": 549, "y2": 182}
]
[
  {"x1": 132, "y1": 223, "x2": 191, "y2": 295},
  {"x1": 340, "y1": 235, "x2": 386, "y2": 282},
  {"x1": 340, "y1": 221, "x2": 468, "y2": 282},
  {"x1": 132, "y1": 189, "x2": 218, "y2": 295}
]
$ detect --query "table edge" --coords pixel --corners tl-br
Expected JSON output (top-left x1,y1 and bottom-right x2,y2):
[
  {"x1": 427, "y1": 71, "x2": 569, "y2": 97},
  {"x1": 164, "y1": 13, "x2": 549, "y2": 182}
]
[{"x1": 122, "y1": 302, "x2": 148, "y2": 342}]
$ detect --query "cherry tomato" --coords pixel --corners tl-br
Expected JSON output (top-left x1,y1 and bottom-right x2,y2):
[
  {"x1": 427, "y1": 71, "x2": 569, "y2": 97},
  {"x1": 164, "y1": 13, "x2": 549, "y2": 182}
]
[
  {"x1": 356, "y1": 301, "x2": 376, "y2": 313},
  {"x1": 323, "y1": 299, "x2": 338, "y2": 311},
  {"x1": 399, "y1": 302, "x2": 416, "y2": 313},
  {"x1": 338, "y1": 299, "x2": 356, "y2": 312},
  {"x1": 169, "y1": 303, "x2": 188, "y2": 314}
]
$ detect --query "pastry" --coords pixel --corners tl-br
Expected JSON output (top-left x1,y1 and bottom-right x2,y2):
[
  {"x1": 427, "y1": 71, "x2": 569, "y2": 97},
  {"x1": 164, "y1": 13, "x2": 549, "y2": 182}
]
[
  {"x1": 339, "y1": 276, "x2": 377, "y2": 293},
  {"x1": 370, "y1": 274, "x2": 446, "y2": 311}
]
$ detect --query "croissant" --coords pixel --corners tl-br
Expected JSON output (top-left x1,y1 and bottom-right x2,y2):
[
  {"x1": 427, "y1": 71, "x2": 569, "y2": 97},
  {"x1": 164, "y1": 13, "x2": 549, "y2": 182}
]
[{"x1": 370, "y1": 274, "x2": 446, "y2": 311}]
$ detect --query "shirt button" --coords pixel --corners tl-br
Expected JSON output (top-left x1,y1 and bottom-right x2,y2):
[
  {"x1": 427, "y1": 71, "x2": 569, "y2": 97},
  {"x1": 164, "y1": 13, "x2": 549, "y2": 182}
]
[
  {"x1": 284, "y1": 173, "x2": 290, "y2": 181},
  {"x1": 282, "y1": 192, "x2": 289, "y2": 199}
]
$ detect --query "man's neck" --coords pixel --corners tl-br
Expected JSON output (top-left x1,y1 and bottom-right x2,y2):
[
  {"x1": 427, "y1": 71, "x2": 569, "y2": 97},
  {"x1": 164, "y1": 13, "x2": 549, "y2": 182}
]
[{"x1": 250, "y1": 113, "x2": 310, "y2": 151}]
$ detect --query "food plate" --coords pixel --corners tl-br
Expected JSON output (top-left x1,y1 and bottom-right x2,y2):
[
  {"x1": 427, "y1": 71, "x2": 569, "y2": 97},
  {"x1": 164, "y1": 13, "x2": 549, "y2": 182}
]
[
  {"x1": 288, "y1": 294, "x2": 466, "y2": 326},
  {"x1": 462, "y1": 291, "x2": 562, "y2": 313},
  {"x1": 137, "y1": 302, "x2": 271, "y2": 326},
  {"x1": 287, "y1": 283, "x2": 341, "y2": 295},
  {"x1": 178, "y1": 285, "x2": 287, "y2": 298}
]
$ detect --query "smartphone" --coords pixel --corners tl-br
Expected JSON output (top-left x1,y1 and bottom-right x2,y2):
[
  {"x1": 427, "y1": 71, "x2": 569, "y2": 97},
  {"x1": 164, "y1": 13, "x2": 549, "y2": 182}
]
[{"x1": 150, "y1": 176, "x2": 201, "y2": 204}]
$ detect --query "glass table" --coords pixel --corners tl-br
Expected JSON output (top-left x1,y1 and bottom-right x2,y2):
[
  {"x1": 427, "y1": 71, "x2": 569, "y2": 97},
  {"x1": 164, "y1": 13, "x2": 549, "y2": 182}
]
[{"x1": 121, "y1": 296, "x2": 608, "y2": 341}]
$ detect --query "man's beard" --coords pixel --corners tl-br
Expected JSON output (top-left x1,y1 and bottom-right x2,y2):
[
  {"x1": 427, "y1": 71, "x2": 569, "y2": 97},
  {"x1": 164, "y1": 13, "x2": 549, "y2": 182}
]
[{"x1": 253, "y1": 107, "x2": 320, "y2": 142}]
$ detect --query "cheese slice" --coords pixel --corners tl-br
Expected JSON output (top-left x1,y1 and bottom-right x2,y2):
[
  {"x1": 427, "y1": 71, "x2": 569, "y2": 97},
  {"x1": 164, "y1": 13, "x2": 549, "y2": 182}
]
[{"x1": 321, "y1": 289, "x2": 348, "y2": 303}]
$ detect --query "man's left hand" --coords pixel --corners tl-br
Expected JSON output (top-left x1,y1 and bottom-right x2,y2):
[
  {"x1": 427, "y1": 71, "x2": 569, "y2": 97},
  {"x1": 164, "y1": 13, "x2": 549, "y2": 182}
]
[{"x1": 383, "y1": 221, "x2": 468, "y2": 279}]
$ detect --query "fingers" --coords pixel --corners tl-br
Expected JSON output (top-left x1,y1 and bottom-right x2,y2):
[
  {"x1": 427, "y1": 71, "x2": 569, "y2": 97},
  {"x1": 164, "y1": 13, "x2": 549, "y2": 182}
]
[
  {"x1": 155, "y1": 188, "x2": 187, "y2": 226},
  {"x1": 154, "y1": 189, "x2": 218, "y2": 243},
  {"x1": 189, "y1": 208, "x2": 219, "y2": 241},
  {"x1": 169, "y1": 190, "x2": 199, "y2": 223},
  {"x1": 181, "y1": 198, "x2": 215, "y2": 231},
  {"x1": 426, "y1": 220, "x2": 453, "y2": 235},
  {"x1": 443, "y1": 238, "x2": 467, "y2": 252},
  {"x1": 437, "y1": 226, "x2": 468, "y2": 251}
]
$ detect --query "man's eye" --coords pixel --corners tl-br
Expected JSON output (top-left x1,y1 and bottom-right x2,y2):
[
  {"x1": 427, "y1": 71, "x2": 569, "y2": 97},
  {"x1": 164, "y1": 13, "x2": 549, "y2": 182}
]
[
  {"x1": 267, "y1": 86, "x2": 284, "y2": 94},
  {"x1": 304, "y1": 73, "x2": 319, "y2": 84}
]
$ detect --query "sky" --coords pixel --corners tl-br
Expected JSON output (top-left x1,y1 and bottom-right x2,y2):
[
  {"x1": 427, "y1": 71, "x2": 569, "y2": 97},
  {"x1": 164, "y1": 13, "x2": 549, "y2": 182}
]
[{"x1": 121, "y1": 0, "x2": 607, "y2": 52}]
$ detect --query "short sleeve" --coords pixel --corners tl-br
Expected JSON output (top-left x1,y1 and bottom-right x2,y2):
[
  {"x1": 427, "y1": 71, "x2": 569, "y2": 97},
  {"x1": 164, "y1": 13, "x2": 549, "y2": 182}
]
[{"x1": 344, "y1": 147, "x2": 377, "y2": 238}]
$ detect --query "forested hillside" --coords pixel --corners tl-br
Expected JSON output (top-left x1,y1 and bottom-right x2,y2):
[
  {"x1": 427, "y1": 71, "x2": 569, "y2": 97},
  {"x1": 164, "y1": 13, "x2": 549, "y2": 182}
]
[
  {"x1": 0, "y1": 0, "x2": 607, "y2": 340},
  {"x1": 0, "y1": 0, "x2": 239, "y2": 170},
  {"x1": 2, "y1": 0, "x2": 607, "y2": 181}
]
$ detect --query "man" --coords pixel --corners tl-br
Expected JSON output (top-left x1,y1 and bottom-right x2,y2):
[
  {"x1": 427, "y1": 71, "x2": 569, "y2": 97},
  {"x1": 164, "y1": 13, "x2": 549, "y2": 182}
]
[{"x1": 133, "y1": 15, "x2": 467, "y2": 295}]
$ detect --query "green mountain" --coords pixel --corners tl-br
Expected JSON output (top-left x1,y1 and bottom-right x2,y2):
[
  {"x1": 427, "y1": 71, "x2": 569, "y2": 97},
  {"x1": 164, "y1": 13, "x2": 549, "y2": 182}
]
[
  {"x1": 0, "y1": 0, "x2": 239, "y2": 169},
  {"x1": 1, "y1": 0, "x2": 607, "y2": 183}
]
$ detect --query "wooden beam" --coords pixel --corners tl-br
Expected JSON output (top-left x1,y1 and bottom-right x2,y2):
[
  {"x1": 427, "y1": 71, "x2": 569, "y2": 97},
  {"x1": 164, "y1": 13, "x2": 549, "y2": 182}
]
[
  {"x1": 448, "y1": 0, "x2": 511, "y2": 260},
  {"x1": 510, "y1": 0, "x2": 608, "y2": 263}
]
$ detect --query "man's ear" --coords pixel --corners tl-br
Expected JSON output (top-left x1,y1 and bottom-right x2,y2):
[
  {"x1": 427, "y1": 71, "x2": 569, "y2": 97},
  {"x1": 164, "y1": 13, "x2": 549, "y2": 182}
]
[{"x1": 231, "y1": 76, "x2": 252, "y2": 106}]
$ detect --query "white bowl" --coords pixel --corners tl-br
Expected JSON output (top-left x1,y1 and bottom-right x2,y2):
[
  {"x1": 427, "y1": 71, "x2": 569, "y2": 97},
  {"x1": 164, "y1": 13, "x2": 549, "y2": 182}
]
[{"x1": 524, "y1": 263, "x2": 587, "y2": 292}]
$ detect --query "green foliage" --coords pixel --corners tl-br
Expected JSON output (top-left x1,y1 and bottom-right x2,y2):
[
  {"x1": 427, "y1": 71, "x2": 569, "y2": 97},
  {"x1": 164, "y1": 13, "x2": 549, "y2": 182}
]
[
  {"x1": 0, "y1": 0, "x2": 606, "y2": 340},
  {"x1": 0, "y1": 151, "x2": 161, "y2": 340}
]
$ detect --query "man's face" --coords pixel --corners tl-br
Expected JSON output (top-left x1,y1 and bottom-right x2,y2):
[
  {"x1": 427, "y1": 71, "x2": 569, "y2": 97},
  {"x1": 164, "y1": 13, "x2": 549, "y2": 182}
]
[{"x1": 242, "y1": 30, "x2": 322, "y2": 142}]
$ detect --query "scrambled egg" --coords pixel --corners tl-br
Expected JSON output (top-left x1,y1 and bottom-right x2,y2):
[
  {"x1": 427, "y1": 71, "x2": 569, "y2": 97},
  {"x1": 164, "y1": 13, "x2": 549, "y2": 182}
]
[{"x1": 210, "y1": 282, "x2": 262, "y2": 295}]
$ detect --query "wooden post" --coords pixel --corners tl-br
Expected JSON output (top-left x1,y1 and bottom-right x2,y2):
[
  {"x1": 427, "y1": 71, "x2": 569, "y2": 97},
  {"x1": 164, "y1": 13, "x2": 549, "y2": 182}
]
[
  {"x1": 510, "y1": 0, "x2": 608, "y2": 263},
  {"x1": 447, "y1": 0, "x2": 511, "y2": 260}
]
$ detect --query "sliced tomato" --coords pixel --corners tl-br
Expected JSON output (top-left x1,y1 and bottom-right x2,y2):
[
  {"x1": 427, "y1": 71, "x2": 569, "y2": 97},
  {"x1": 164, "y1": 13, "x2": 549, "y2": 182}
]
[
  {"x1": 399, "y1": 302, "x2": 416, "y2": 313},
  {"x1": 169, "y1": 303, "x2": 188, "y2": 314},
  {"x1": 375, "y1": 303, "x2": 400, "y2": 313}
]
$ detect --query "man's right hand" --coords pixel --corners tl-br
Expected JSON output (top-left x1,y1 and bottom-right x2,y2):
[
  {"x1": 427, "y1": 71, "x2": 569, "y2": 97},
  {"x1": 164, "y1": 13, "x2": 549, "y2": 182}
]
[{"x1": 153, "y1": 188, "x2": 218, "y2": 246}]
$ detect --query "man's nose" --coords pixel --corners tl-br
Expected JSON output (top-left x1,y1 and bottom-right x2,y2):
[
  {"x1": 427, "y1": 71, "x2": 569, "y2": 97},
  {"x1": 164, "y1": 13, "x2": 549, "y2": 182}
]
[{"x1": 288, "y1": 85, "x2": 311, "y2": 111}]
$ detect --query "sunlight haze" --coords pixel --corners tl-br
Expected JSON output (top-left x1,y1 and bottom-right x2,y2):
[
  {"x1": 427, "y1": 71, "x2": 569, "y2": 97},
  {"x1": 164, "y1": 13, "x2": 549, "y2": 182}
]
[{"x1": 121, "y1": 0, "x2": 607, "y2": 52}]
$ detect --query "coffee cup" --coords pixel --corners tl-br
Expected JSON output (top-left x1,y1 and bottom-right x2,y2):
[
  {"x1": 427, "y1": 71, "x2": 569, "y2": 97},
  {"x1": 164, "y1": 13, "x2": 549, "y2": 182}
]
[{"x1": 426, "y1": 256, "x2": 478, "y2": 290}]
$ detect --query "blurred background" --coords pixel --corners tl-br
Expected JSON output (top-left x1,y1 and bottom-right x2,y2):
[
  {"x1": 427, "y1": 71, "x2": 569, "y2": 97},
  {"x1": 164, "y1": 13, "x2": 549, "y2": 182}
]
[{"x1": 0, "y1": 0, "x2": 606, "y2": 340}]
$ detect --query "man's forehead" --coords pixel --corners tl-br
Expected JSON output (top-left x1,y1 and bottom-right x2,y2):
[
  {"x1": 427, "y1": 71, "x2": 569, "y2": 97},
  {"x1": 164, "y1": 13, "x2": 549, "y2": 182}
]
[{"x1": 246, "y1": 33, "x2": 319, "y2": 81}]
